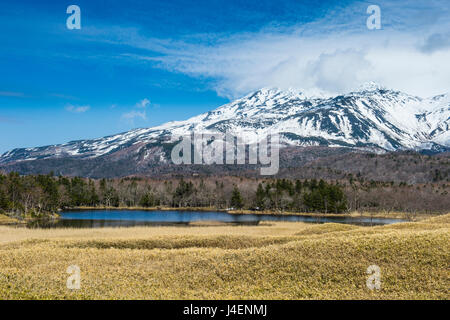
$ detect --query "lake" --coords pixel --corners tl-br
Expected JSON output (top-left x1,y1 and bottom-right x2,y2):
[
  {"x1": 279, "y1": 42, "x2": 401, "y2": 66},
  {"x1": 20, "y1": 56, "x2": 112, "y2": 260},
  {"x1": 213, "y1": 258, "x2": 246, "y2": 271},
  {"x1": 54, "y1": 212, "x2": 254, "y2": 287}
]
[{"x1": 24, "y1": 209, "x2": 406, "y2": 228}]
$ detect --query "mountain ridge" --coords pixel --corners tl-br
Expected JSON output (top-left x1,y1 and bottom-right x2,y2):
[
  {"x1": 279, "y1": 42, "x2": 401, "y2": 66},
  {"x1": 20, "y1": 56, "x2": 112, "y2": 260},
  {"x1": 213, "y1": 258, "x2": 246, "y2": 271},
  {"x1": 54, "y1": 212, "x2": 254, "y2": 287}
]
[{"x1": 1, "y1": 84, "x2": 449, "y2": 170}]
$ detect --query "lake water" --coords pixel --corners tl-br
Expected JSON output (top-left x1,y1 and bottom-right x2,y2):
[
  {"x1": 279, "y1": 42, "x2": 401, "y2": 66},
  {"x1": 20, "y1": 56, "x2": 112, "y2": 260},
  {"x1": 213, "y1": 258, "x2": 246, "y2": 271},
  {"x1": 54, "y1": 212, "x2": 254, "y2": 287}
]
[{"x1": 25, "y1": 210, "x2": 406, "y2": 228}]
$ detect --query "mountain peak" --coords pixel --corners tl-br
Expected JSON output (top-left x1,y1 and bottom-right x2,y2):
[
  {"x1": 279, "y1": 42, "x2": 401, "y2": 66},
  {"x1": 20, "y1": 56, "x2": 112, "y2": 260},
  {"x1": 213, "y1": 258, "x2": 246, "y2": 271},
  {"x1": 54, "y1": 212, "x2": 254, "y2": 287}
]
[
  {"x1": 251, "y1": 86, "x2": 330, "y2": 100},
  {"x1": 357, "y1": 81, "x2": 386, "y2": 92}
]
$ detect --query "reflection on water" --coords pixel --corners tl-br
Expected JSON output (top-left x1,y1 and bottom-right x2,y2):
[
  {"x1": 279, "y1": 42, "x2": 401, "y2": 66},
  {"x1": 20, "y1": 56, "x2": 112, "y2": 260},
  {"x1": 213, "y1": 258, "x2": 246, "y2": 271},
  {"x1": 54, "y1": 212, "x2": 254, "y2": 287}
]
[
  {"x1": 22, "y1": 210, "x2": 406, "y2": 229},
  {"x1": 25, "y1": 219, "x2": 191, "y2": 228}
]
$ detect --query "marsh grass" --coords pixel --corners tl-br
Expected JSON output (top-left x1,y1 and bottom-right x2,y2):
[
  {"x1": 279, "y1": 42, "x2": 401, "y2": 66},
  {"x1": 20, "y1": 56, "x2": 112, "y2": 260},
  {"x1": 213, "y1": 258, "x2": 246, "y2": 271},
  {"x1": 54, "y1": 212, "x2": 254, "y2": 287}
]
[
  {"x1": 0, "y1": 215, "x2": 448, "y2": 300},
  {"x1": 0, "y1": 214, "x2": 21, "y2": 226}
]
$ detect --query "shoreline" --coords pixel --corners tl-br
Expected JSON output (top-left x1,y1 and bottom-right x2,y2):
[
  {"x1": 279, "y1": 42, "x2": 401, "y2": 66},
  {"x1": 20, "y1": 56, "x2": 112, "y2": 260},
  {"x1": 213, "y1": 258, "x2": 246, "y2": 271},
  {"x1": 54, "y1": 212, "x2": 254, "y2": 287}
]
[
  {"x1": 0, "y1": 213, "x2": 59, "y2": 226},
  {"x1": 0, "y1": 214, "x2": 24, "y2": 225},
  {"x1": 2, "y1": 207, "x2": 445, "y2": 226},
  {"x1": 63, "y1": 206, "x2": 444, "y2": 221}
]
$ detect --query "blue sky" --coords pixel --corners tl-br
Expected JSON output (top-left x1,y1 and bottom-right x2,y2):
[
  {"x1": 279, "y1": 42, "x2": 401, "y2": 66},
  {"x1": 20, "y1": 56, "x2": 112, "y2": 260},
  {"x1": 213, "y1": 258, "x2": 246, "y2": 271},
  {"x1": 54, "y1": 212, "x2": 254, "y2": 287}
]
[{"x1": 0, "y1": 0, "x2": 449, "y2": 153}]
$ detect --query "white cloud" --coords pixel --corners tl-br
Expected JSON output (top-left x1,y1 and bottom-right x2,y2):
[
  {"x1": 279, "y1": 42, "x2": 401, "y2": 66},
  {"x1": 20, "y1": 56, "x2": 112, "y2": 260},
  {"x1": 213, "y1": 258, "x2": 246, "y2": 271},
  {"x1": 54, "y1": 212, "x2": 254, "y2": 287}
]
[
  {"x1": 136, "y1": 98, "x2": 150, "y2": 108},
  {"x1": 65, "y1": 105, "x2": 90, "y2": 113},
  {"x1": 79, "y1": 0, "x2": 450, "y2": 99},
  {"x1": 145, "y1": 30, "x2": 450, "y2": 99},
  {"x1": 121, "y1": 98, "x2": 151, "y2": 124}
]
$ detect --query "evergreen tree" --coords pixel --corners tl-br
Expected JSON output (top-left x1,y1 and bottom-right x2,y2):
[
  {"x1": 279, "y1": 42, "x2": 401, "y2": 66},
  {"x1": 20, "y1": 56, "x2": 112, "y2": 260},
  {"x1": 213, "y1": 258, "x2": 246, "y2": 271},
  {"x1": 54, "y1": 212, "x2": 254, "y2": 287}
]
[
  {"x1": 89, "y1": 180, "x2": 99, "y2": 206},
  {"x1": 255, "y1": 183, "x2": 266, "y2": 210},
  {"x1": 173, "y1": 178, "x2": 195, "y2": 207},
  {"x1": 140, "y1": 192, "x2": 158, "y2": 207},
  {"x1": 230, "y1": 185, "x2": 244, "y2": 209},
  {"x1": 303, "y1": 180, "x2": 347, "y2": 213}
]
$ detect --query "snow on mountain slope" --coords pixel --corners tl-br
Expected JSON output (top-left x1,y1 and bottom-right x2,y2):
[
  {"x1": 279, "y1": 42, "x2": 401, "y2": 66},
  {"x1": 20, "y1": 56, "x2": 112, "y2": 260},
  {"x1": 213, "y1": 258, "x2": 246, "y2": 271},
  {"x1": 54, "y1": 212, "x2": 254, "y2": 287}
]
[{"x1": 1, "y1": 84, "x2": 449, "y2": 165}]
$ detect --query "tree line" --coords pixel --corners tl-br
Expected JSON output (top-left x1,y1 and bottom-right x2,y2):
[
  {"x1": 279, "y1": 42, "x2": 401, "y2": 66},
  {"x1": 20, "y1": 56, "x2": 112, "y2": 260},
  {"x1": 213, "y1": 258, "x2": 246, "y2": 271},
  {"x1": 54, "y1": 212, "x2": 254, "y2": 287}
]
[{"x1": 0, "y1": 172, "x2": 348, "y2": 218}]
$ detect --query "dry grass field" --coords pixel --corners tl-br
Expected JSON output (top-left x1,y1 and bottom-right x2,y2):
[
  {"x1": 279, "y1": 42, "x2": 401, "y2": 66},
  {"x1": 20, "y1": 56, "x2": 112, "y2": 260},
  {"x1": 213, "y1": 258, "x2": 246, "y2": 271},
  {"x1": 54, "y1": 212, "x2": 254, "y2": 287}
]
[{"x1": 0, "y1": 214, "x2": 449, "y2": 300}]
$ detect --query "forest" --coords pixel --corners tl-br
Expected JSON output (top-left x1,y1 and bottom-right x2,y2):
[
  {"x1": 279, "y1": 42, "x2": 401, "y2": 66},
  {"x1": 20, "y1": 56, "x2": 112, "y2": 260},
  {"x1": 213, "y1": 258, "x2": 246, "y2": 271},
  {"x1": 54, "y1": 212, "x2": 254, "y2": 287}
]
[
  {"x1": 0, "y1": 172, "x2": 346, "y2": 217},
  {"x1": 0, "y1": 171, "x2": 448, "y2": 218}
]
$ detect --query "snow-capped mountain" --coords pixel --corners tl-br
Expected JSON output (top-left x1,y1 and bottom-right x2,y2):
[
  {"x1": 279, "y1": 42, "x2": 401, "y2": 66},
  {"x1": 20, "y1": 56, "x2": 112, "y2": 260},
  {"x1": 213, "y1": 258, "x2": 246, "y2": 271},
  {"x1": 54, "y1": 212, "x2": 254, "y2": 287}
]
[{"x1": 1, "y1": 83, "x2": 449, "y2": 166}]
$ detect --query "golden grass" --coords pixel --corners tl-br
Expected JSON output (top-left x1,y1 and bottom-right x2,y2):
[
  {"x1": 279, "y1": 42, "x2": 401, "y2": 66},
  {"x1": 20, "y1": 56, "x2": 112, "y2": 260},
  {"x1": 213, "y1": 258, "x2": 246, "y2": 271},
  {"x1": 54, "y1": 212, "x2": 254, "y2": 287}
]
[
  {"x1": 0, "y1": 215, "x2": 449, "y2": 300},
  {"x1": 0, "y1": 214, "x2": 22, "y2": 226}
]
